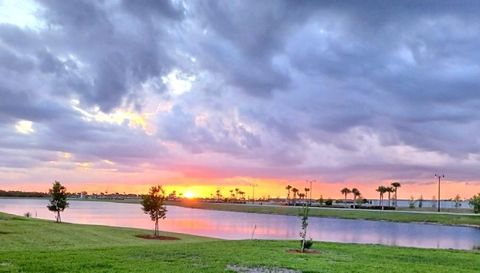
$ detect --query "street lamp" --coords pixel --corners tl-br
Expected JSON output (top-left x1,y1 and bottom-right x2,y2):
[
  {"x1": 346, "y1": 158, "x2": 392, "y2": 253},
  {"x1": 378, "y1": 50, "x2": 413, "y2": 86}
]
[
  {"x1": 306, "y1": 180, "x2": 316, "y2": 205},
  {"x1": 249, "y1": 183, "x2": 258, "y2": 204},
  {"x1": 435, "y1": 174, "x2": 444, "y2": 212}
]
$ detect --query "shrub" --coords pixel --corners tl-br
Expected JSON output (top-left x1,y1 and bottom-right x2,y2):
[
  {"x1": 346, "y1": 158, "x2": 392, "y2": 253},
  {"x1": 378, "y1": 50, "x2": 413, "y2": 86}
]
[
  {"x1": 24, "y1": 212, "x2": 31, "y2": 218},
  {"x1": 470, "y1": 193, "x2": 480, "y2": 213},
  {"x1": 325, "y1": 199, "x2": 333, "y2": 206}
]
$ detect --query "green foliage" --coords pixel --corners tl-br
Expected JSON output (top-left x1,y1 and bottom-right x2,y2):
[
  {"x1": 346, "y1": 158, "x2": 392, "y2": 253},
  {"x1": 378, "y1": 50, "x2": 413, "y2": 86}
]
[
  {"x1": 141, "y1": 185, "x2": 167, "y2": 237},
  {"x1": 469, "y1": 193, "x2": 480, "y2": 213},
  {"x1": 47, "y1": 181, "x2": 69, "y2": 223}
]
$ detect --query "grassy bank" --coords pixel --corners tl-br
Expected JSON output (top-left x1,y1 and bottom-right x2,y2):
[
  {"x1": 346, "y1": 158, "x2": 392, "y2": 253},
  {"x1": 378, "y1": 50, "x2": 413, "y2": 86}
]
[
  {"x1": 0, "y1": 212, "x2": 479, "y2": 272},
  {"x1": 165, "y1": 201, "x2": 480, "y2": 227}
]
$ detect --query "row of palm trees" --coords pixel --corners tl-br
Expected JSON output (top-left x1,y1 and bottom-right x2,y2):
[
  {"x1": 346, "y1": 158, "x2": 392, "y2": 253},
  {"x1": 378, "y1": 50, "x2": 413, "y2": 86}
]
[
  {"x1": 375, "y1": 182, "x2": 401, "y2": 210},
  {"x1": 340, "y1": 187, "x2": 363, "y2": 208},
  {"x1": 285, "y1": 185, "x2": 310, "y2": 205},
  {"x1": 213, "y1": 188, "x2": 246, "y2": 201}
]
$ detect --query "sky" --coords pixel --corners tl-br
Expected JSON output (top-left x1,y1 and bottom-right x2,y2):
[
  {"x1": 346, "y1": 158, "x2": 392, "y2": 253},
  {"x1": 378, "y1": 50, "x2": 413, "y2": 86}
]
[{"x1": 1, "y1": 0, "x2": 480, "y2": 200}]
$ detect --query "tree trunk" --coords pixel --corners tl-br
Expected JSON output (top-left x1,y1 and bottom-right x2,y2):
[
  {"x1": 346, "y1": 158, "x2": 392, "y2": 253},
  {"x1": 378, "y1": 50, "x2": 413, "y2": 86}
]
[
  {"x1": 353, "y1": 196, "x2": 356, "y2": 209},
  {"x1": 56, "y1": 211, "x2": 61, "y2": 223},
  {"x1": 395, "y1": 189, "x2": 398, "y2": 208},
  {"x1": 344, "y1": 194, "x2": 347, "y2": 208},
  {"x1": 154, "y1": 218, "x2": 159, "y2": 237}
]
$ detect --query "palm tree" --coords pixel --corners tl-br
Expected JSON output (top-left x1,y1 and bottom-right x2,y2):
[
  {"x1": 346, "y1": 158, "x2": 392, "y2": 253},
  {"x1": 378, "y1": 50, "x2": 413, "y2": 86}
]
[
  {"x1": 376, "y1": 186, "x2": 387, "y2": 210},
  {"x1": 341, "y1": 188, "x2": 351, "y2": 208},
  {"x1": 351, "y1": 188, "x2": 360, "y2": 209},
  {"x1": 235, "y1": 188, "x2": 239, "y2": 200},
  {"x1": 292, "y1": 188, "x2": 299, "y2": 206},
  {"x1": 304, "y1": 187, "x2": 310, "y2": 204},
  {"x1": 298, "y1": 193, "x2": 305, "y2": 203},
  {"x1": 391, "y1": 182, "x2": 401, "y2": 208},
  {"x1": 286, "y1": 185, "x2": 292, "y2": 204},
  {"x1": 386, "y1": 187, "x2": 394, "y2": 207}
]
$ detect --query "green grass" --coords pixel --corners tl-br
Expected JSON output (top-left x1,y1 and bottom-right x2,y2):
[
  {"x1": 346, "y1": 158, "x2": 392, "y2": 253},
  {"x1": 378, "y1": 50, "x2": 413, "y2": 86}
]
[
  {"x1": 168, "y1": 201, "x2": 480, "y2": 227},
  {"x1": 0, "y1": 212, "x2": 478, "y2": 272}
]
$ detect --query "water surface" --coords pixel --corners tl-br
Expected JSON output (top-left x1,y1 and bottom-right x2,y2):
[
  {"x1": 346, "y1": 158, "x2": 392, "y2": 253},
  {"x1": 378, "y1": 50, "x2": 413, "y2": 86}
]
[{"x1": 1, "y1": 198, "x2": 479, "y2": 250}]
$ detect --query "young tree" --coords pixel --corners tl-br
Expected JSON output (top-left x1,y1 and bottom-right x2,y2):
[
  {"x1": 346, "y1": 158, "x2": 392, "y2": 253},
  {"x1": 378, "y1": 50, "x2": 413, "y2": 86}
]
[
  {"x1": 299, "y1": 204, "x2": 313, "y2": 252},
  {"x1": 141, "y1": 185, "x2": 167, "y2": 237},
  {"x1": 47, "y1": 181, "x2": 69, "y2": 223}
]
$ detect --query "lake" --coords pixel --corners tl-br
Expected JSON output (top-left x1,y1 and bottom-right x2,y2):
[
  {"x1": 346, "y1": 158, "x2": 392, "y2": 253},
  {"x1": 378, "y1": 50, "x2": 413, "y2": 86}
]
[{"x1": 1, "y1": 198, "x2": 479, "y2": 250}]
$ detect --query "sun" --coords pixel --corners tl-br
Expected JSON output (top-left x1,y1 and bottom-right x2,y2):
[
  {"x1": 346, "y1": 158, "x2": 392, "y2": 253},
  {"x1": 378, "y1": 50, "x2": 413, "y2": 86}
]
[{"x1": 183, "y1": 191, "x2": 195, "y2": 199}]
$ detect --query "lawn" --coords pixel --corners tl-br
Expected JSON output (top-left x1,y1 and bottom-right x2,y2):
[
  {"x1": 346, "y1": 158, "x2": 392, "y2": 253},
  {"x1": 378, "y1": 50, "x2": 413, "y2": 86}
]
[
  {"x1": 169, "y1": 201, "x2": 480, "y2": 227},
  {"x1": 0, "y1": 212, "x2": 478, "y2": 272}
]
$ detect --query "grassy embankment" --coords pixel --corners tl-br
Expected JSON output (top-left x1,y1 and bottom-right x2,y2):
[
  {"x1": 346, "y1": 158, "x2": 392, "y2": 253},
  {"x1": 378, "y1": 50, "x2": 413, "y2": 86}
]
[
  {"x1": 0, "y1": 212, "x2": 479, "y2": 273},
  {"x1": 79, "y1": 198, "x2": 480, "y2": 227},
  {"x1": 169, "y1": 201, "x2": 480, "y2": 227}
]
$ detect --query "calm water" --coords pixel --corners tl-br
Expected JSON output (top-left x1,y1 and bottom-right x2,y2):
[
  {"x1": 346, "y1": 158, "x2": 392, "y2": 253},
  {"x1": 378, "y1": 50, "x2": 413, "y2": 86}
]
[{"x1": 1, "y1": 198, "x2": 479, "y2": 250}]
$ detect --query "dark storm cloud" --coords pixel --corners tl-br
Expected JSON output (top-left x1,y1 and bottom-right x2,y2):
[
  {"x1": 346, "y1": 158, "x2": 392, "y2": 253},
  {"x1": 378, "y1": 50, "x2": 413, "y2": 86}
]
[{"x1": 1, "y1": 0, "x2": 480, "y2": 183}]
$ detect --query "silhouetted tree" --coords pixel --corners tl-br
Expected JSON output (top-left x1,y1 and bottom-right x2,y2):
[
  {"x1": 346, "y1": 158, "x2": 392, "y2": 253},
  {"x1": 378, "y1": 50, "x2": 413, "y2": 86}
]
[
  {"x1": 285, "y1": 185, "x2": 292, "y2": 204},
  {"x1": 351, "y1": 188, "x2": 360, "y2": 209},
  {"x1": 386, "y1": 186, "x2": 394, "y2": 207},
  {"x1": 141, "y1": 185, "x2": 167, "y2": 237},
  {"x1": 391, "y1": 182, "x2": 401, "y2": 208},
  {"x1": 376, "y1": 186, "x2": 387, "y2": 210},
  {"x1": 341, "y1": 188, "x2": 351, "y2": 208},
  {"x1": 453, "y1": 194, "x2": 462, "y2": 209},
  {"x1": 47, "y1": 181, "x2": 69, "y2": 223},
  {"x1": 292, "y1": 188, "x2": 299, "y2": 206}
]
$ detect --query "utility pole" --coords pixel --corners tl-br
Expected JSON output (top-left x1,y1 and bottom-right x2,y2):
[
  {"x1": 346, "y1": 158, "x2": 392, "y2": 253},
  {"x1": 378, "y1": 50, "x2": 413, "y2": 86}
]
[
  {"x1": 435, "y1": 174, "x2": 444, "y2": 212},
  {"x1": 249, "y1": 183, "x2": 258, "y2": 204},
  {"x1": 306, "y1": 180, "x2": 315, "y2": 205}
]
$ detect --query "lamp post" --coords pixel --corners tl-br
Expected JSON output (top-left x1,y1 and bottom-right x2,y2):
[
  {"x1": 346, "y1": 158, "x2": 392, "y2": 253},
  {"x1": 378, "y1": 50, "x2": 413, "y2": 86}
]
[
  {"x1": 435, "y1": 174, "x2": 444, "y2": 212},
  {"x1": 306, "y1": 180, "x2": 315, "y2": 205},
  {"x1": 249, "y1": 183, "x2": 258, "y2": 204}
]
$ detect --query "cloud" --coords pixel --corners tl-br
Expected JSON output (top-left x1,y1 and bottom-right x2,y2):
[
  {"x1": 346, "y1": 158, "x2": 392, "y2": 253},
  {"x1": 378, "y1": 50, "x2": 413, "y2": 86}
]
[{"x1": 1, "y1": 0, "x2": 480, "y2": 191}]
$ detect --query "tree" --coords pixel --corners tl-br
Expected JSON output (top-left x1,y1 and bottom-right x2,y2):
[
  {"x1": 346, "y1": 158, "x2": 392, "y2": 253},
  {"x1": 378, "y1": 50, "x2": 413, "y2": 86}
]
[
  {"x1": 47, "y1": 181, "x2": 69, "y2": 223},
  {"x1": 304, "y1": 187, "x2": 310, "y2": 203},
  {"x1": 391, "y1": 182, "x2": 401, "y2": 208},
  {"x1": 299, "y1": 204, "x2": 313, "y2": 252},
  {"x1": 469, "y1": 193, "x2": 480, "y2": 213},
  {"x1": 351, "y1": 188, "x2": 360, "y2": 209},
  {"x1": 141, "y1": 185, "x2": 167, "y2": 237},
  {"x1": 340, "y1": 188, "x2": 351, "y2": 208},
  {"x1": 453, "y1": 194, "x2": 462, "y2": 209},
  {"x1": 376, "y1": 186, "x2": 387, "y2": 210},
  {"x1": 386, "y1": 187, "x2": 394, "y2": 207},
  {"x1": 285, "y1": 185, "x2": 292, "y2": 203},
  {"x1": 292, "y1": 188, "x2": 299, "y2": 206}
]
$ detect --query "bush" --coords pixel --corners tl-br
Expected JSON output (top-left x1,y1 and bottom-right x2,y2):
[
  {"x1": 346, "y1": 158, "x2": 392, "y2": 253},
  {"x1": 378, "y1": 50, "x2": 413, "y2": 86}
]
[
  {"x1": 301, "y1": 239, "x2": 314, "y2": 249},
  {"x1": 470, "y1": 193, "x2": 480, "y2": 213},
  {"x1": 24, "y1": 212, "x2": 31, "y2": 218},
  {"x1": 325, "y1": 199, "x2": 333, "y2": 206}
]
